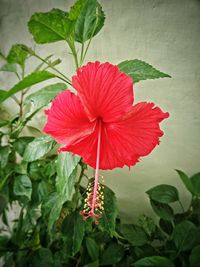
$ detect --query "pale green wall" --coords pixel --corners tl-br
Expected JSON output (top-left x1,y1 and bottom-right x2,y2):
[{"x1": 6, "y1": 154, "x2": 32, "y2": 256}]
[{"x1": 0, "y1": 0, "x2": 200, "y2": 222}]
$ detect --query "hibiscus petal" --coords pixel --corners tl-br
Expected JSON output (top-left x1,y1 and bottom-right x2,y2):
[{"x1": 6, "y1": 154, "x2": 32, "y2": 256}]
[
  {"x1": 105, "y1": 102, "x2": 169, "y2": 164},
  {"x1": 72, "y1": 61, "x2": 133, "y2": 123},
  {"x1": 43, "y1": 90, "x2": 95, "y2": 146},
  {"x1": 60, "y1": 102, "x2": 169, "y2": 170}
]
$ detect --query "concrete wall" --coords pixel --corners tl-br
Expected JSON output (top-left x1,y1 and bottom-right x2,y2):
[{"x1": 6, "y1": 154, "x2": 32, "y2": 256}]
[{"x1": 0, "y1": 0, "x2": 200, "y2": 222}]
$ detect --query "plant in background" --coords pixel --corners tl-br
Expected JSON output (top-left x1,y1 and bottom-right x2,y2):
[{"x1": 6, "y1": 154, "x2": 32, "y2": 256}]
[{"x1": 1, "y1": 0, "x2": 198, "y2": 266}]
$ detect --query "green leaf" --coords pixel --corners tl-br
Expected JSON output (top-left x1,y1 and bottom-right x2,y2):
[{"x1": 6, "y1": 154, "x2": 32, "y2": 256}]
[
  {"x1": 62, "y1": 211, "x2": 85, "y2": 256},
  {"x1": 0, "y1": 63, "x2": 17, "y2": 72},
  {"x1": 42, "y1": 192, "x2": 62, "y2": 232},
  {"x1": 175, "y1": 169, "x2": 194, "y2": 194},
  {"x1": 56, "y1": 152, "x2": 80, "y2": 202},
  {"x1": 118, "y1": 59, "x2": 171, "y2": 83},
  {"x1": 83, "y1": 261, "x2": 99, "y2": 267},
  {"x1": 98, "y1": 186, "x2": 117, "y2": 236},
  {"x1": 120, "y1": 224, "x2": 148, "y2": 246},
  {"x1": 24, "y1": 82, "x2": 66, "y2": 110},
  {"x1": 13, "y1": 136, "x2": 34, "y2": 156},
  {"x1": 150, "y1": 200, "x2": 174, "y2": 221},
  {"x1": 133, "y1": 256, "x2": 174, "y2": 267},
  {"x1": 190, "y1": 245, "x2": 200, "y2": 267},
  {"x1": 173, "y1": 220, "x2": 198, "y2": 251},
  {"x1": 0, "y1": 90, "x2": 7, "y2": 102},
  {"x1": 0, "y1": 70, "x2": 56, "y2": 103},
  {"x1": 100, "y1": 243, "x2": 124, "y2": 265},
  {"x1": 42, "y1": 152, "x2": 80, "y2": 232},
  {"x1": 23, "y1": 136, "x2": 55, "y2": 162},
  {"x1": 190, "y1": 172, "x2": 200, "y2": 197},
  {"x1": 146, "y1": 184, "x2": 179, "y2": 204},
  {"x1": 13, "y1": 175, "x2": 32, "y2": 200},
  {"x1": 0, "y1": 145, "x2": 10, "y2": 168},
  {"x1": 86, "y1": 237, "x2": 99, "y2": 261},
  {"x1": 0, "y1": 119, "x2": 9, "y2": 127},
  {"x1": 70, "y1": 0, "x2": 105, "y2": 43},
  {"x1": 31, "y1": 248, "x2": 54, "y2": 267},
  {"x1": 7, "y1": 44, "x2": 28, "y2": 66},
  {"x1": 28, "y1": 9, "x2": 74, "y2": 44}
]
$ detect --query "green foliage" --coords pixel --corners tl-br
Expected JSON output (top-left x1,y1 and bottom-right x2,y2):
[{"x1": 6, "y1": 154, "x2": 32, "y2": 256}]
[
  {"x1": 119, "y1": 224, "x2": 148, "y2": 246},
  {"x1": 0, "y1": 63, "x2": 17, "y2": 72},
  {"x1": 7, "y1": 44, "x2": 28, "y2": 66},
  {"x1": 28, "y1": 9, "x2": 74, "y2": 44},
  {"x1": 118, "y1": 59, "x2": 171, "y2": 83},
  {"x1": 13, "y1": 175, "x2": 32, "y2": 201},
  {"x1": 133, "y1": 256, "x2": 175, "y2": 267},
  {"x1": 70, "y1": 0, "x2": 105, "y2": 43},
  {"x1": 0, "y1": 71, "x2": 56, "y2": 103},
  {"x1": 97, "y1": 186, "x2": 118, "y2": 235},
  {"x1": 24, "y1": 83, "x2": 67, "y2": 111},
  {"x1": 146, "y1": 184, "x2": 179, "y2": 204},
  {"x1": 23, "y1": 136, "x2": 56, "y2": 162}
]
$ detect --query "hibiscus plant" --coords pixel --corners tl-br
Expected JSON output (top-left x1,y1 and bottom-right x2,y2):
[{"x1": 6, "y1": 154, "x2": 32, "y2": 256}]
[{"x1": 0, "y1": 0, "x2": 200, "y2": 266}]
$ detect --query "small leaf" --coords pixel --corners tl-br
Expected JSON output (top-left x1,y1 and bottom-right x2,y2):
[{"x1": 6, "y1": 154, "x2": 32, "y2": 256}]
[
  {"x1": 150, "y1": 200, "x2": 174, "y2": 221},
  {"x1": 173, "y1": 220, "x2": 198, "y2": 251},
  {"x1": 189, "y1": 245, "x2": 200, "y2": 267},
  {"x1": 0, "y1": 145, "x2": 10, "y2": 168},
  {"x1": 14, "y1": 175, "x2": 32, "y2": 200},
  {"x1": 146, "y1": 184, "x2": 179, "y2": 204},
  {"x1": 98, "y1": 186, "x2": 117, "y2": 236},
  {"x1": 0, "y1": 63, "x2": 17, "y2": 72},
  {"x1": 190, "y1": 172, "x2": 200, "y2": 197},
  {"x1": 13, "y1": 136, "x2": 34, "y2": 156},
  {"x1": 0, "y1": 70, "x2": 56, "y2": 103},
  {"x1": 7, "y1": 44, "x2": 28, "y2": 66},
  {"x1": 100, "y1": 243, "x2": 124, "y2": 266},
  {"x1": 119, "y1": 224, "x2": 148, "y2": 246},
  {"x1": 175, "y1": 169, "x2": 194, "y2": 194},
  {"x1": 28, "y1": 9, "x2": 74, "y2": 44},
  {"x1": 23, "y1": 136, "x2": 55, "y2": 162},
  {"x1": 70, "y1": 0, "x2": 105, "y2": 43},
  {"x1": 133, "y1": 256, "x2": 174, "y2": 267},
  {"x1": 62, "y1": 211, "x2": 85, "y2": 256},
  {"x1": 86, "y1": 237, "x2": 99, "y2": 261},
  {"x1": 118, "y1": 59, "x2": 171, "y2": 83},
  {"x1": 24, "y1": 82, "x2": 66, "y2": 110}
]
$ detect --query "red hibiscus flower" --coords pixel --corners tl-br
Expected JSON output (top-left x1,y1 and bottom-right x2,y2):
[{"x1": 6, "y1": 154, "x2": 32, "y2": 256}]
[{"x1": 43, "y1": 61, "x2": 169, "y2": 222}]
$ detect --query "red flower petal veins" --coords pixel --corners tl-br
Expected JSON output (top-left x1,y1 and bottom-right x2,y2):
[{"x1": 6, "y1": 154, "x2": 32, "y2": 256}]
[
  {"x1": 60, "y1": 102, "x2": 169, "y2": 170},
  {"x1": 43, "y1": 90, "x2": 96, "y2": 146},
  {"x1": 72, "y1": 61, "x2": 133, "y2": 123}
]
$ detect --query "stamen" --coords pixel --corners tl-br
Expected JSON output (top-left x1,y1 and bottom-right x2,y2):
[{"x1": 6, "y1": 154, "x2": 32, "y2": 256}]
[{"x1": 80, "y1": 120, "x2": 104, "y2": 224}]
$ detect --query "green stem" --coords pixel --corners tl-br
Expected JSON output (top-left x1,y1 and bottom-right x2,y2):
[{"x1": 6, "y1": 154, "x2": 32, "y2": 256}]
[
  {"x1": 19, "y1": 64, "x2": 25, "y2": 117},
  {"x1": 68, "y1": 40, "x2": 79, "y2": 69},
  {"x1": 30, "y1": 50, "x2": 72, "y2": 85},
  {"x1": 80, "y1": 8, "x2": 99, "y2": 66},
  {"x1": 80, "y1": 42, "x2": 85, "y2": 66}
]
